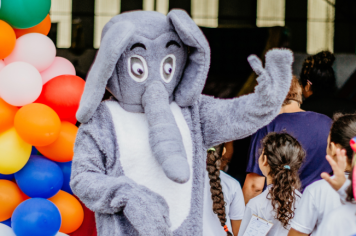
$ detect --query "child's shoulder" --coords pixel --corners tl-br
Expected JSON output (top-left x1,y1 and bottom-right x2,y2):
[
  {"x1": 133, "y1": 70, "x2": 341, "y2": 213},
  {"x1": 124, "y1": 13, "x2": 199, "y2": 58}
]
[
  {"x1": 247, "y1": 188, "x2": 269, "y2": 208},
  {"x1": 303, "y1": 178, "x2": 331, "y2": 196}
]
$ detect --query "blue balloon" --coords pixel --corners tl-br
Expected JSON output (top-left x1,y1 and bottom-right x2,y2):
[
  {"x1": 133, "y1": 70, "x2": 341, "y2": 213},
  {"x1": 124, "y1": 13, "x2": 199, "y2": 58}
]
[
  {"x1": 56, "y1": 161, "x2": 73, "y2": 194},
  {"x1": 12, "y1": 198, "x2": 61, "y2": 236},
  {"x1": 1, "y1": 218, "x2": 11, "y2": 227},
  {"x1": 0, "y1": 173, "x2": 14, "y2": 181},
  {"x1": 15, "y1": 156, "x2": 63, "y2": 198},
  {"x1": 31, "y1": 146, "x2": 38, "y2": 155}
]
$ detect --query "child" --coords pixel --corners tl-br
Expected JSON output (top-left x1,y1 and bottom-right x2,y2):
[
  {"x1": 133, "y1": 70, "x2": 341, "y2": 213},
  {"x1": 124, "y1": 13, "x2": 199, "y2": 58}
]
[
  {"x1": 288, "y1": 113, "x2": 356, "y2": 236},
  {"x1": 314, "y1": 143, "x2": 356, "y2": 236},
  {"x1": 239, "y1": 132, "x2": 305, "y2": 236},
  {"x1": 203, "y1": 144, "x2": 245, "y2": 236}
]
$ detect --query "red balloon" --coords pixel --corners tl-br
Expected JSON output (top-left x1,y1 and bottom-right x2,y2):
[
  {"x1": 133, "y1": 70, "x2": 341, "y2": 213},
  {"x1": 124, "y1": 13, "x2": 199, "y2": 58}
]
[{"x1": 35, "y1": 75, "x2": 85, "y2": 120}]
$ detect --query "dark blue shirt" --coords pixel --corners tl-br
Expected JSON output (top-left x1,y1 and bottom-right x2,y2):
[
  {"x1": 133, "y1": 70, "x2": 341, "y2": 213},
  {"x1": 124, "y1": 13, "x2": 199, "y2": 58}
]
[{"x1": 247, "y1": 111, "x2": 332, "y2": 192}]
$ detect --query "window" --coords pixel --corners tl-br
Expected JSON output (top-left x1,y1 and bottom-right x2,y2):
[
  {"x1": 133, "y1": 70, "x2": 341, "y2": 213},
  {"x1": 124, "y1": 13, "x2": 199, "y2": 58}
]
[
  {"x1": 307, "y1": 0, "x2": 335, "y2": 54},
  {"x1": 256, "y1": 0, "x2": 285, "y2": 27},
  {"x1": 191, "y1": 0, "x2": 219, "y2": 28},
  {"x1": 143, "y1": 0, "x2": 169, "y2": 15},
  {"x1": 94, "y1": 0, "x2": 121, "y2": 48},
  {"x1": 50, "y1": 0, "x2": 72, "y2": 48}
]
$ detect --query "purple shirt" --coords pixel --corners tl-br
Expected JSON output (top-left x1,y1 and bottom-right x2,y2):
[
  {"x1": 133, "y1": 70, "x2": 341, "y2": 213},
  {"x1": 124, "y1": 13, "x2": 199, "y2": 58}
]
[{"x1": 247, "y1": 111, "x2": 332, "y2": 192}]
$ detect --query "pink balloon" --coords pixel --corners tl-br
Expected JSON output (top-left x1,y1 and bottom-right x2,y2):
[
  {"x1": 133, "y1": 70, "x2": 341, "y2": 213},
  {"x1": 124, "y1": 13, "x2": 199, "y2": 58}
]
[
  {"x1": 4, "y1": 33, "x2": 56, "y2": 72},
  {"x1": 0, "y1": 62, "x2": 42, "y2": 106},
  {"x1": 0, "y1": 60, "x2": 5, "y2": 72},
  {"x1": 41, "y1": 57, "x2": 76, "y2": 84}
]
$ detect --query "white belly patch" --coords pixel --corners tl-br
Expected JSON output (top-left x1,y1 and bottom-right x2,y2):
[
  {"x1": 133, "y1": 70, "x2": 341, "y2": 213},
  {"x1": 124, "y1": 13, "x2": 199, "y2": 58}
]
[{"x1": 106, "y1": 101, "x2": 193, "y2": 231}]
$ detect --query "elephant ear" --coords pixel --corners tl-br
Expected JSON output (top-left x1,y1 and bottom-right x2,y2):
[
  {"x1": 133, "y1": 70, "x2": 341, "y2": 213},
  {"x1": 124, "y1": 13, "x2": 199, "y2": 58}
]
[
  {"x1": 167, "y1": 10, "x2": 211, "y2": 107},
  {"x1": 76, "y1": 21, "x2": 135, "y2": 123}
]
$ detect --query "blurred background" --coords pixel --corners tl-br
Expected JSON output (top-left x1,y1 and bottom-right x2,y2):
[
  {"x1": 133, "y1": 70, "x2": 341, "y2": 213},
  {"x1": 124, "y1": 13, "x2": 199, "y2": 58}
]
[
  {"x1": 49, "y1": 0, "x2": 356, "y2": 99},
  {"x1": 49, "y1": 0, "x2": 356, "y2": 184}
]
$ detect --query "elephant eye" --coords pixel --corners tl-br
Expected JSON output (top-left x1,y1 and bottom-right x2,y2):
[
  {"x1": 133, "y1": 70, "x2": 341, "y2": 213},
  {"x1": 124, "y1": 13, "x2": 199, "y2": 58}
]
[
  {"x1": 132, "y1": 62, "x2": 144, "y2": 76},
  {"x1": 128, "y1": 55, "x2": 148, "y2": 82},
  {"x1": 160, "y1": 54, "x2": 176, "y2": 83}
]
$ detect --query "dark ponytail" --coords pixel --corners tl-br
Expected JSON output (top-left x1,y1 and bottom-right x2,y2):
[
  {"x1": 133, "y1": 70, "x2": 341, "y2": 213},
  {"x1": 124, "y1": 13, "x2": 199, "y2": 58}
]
[
  {"x1": 206, "y1": 144, "x2": 233, "y2": 236},
  {"x1": 262, "y1": 133, "x2": 305, "y2": 228},
  {"x1": 329, "y1": 113, "x2": 356, "y2": 166},
  {"x1": 300, "y1": 50, "x2": 336, "y2": 95}
]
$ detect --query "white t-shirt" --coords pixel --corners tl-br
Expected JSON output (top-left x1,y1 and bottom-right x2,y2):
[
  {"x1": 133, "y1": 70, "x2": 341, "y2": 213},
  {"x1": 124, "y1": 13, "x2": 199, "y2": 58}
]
[
  {"x1": 238, "y1": 185, "x2": 302, "y2": 236},
  {"x1": 314, "y1": 201, "x2": 356, "y2": 236},
  {"x1": 290, "y1": 174, "x2": 348, "y2": 235},
  {"x1": 203, "y1": 171, "x2": 245, "y2": 236}
]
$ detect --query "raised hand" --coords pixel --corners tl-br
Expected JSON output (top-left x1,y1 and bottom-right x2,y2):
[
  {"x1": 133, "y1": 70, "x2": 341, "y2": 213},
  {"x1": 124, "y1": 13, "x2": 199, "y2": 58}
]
[{"x1": 321, "y1": 148, "x2": 347, "y2": 191}]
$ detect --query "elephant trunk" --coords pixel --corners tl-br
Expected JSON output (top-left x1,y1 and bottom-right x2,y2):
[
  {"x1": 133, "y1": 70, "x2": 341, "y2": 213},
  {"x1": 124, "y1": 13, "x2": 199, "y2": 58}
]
[{"x1": 142, "y1": 81, "x2": 190, "y2": 184}]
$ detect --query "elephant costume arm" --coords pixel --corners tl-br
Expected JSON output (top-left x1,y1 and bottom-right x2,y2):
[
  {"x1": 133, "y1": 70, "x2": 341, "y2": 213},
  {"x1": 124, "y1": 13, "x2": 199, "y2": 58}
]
[
  {"x1": 70, "y1": 103, "x2": 172, "y2": 235},
  {"x1": 70, "y1": 125, "x2": 137, "y2": 214},
  {"x1": 199, "y1": 49, "x2": 293, "y2": 148}
]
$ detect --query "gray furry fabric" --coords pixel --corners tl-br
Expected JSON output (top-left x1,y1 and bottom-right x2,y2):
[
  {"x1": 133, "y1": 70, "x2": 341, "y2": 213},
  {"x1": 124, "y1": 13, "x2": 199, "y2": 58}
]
[{"x1": 71, "y1": 9, "x2": 293, "y2": 236}]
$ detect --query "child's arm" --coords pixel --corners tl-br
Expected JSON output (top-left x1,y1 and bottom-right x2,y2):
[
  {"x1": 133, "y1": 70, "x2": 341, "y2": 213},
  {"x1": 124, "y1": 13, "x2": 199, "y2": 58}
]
[
  {"x1": 287, "y1": 228, "x2": 309, "y2": 236},
  {"x1": 231, "y1": 220, "x2": 242, "y2": 236},
  {"x1": 199, "y1": 49, "x2": 293, "y2": 149},
  {"x1": 242, "y1": 173, "x2": 265, "y2": 204}
]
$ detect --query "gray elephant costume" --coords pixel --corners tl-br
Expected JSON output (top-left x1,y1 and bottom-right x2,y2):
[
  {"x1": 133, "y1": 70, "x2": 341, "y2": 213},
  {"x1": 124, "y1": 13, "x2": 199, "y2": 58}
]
[{"x1": 70, "y1": 10, "x2": 293, "y2": 236}]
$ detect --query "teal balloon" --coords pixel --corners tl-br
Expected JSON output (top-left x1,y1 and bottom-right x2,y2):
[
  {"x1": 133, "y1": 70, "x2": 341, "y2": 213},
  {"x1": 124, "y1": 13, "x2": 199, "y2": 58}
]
[{"x1": 0, "y1": 0, "x2": 51, "y2": 29}]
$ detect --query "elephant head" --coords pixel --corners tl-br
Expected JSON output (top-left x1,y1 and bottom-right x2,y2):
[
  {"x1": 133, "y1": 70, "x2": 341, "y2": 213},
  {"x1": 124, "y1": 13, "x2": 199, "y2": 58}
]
[{"x1": 76, "y1": 10, "x2": 210, "y2": 184}]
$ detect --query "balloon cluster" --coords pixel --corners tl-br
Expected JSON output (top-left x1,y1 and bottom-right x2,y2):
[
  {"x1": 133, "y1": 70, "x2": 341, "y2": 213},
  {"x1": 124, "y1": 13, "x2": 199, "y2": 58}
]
[{"x1": 0, "y1": 1, "x2": 85, "y2": 236}]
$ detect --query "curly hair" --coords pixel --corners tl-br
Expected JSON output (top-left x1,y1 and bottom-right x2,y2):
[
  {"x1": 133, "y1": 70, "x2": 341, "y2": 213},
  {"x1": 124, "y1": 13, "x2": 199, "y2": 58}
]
[
  {"x1": 261, "y1": 132, "x2": 305, "y2": 228},
  {"x1": 206, "y1": 144, "x2": 233, "y2": 236},
  {"x1": 300, "y1": 51, "x2": 336, "y2": 95},
  {"x1": 282, "y1": 76, "x2": 303, "y2": 106}
]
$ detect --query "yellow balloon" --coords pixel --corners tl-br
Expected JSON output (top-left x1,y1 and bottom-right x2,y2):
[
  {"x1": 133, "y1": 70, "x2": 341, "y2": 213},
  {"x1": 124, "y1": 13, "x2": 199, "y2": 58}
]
[{"x1": 0, "y1": 127, "x2": 31, "y2": 174}]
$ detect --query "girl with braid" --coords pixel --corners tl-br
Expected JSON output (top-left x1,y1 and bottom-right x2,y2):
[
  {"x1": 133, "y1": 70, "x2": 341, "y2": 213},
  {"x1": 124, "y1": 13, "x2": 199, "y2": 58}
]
[
  {"x1": 203, "y1": 144, "x2": 245, "y2": 236},
  {"x1": 239, "y1": 133, "x2": 305, "y2": 236}
]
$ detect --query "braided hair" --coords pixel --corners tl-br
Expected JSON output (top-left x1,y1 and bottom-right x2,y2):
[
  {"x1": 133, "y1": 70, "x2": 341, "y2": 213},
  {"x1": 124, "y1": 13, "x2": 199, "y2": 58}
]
[
  {"x1": 300, "y1": 51, "x2": 336, "y2": 95},
  {"x1": 261, "y1": 133, "x2": 305, "y2": 228},
  {"x1": 206, "y1": 144, "x2": 233, "y2": 236}
]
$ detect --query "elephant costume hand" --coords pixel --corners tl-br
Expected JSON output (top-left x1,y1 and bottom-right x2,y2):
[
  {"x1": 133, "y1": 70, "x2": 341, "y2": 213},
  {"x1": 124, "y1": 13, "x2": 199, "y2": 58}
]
[
  {"x1": 124, "y1": 187, "x2": 173, "y2": 236},
  {"x1": 76, "y1": 10, "x2": 210, "y2": 184}
]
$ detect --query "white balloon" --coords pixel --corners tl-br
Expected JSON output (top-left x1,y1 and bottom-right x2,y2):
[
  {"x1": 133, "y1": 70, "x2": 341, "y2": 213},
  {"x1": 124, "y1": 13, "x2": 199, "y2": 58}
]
[
  {"x1": 0, "y1": 223, "x2": 16, "y2": 236},
  {"x1": 4, "y1": 33, "x2": 56, "y2": 72},
  {"x1": 55, "y1": 233, "x2": 69, "y2": 236},
  {"x1": 41, "y1": 57, "x2": 76, "y2": 84},
  {"x1": 0, "y1": 62, "x2": 42, "y2": 106}
]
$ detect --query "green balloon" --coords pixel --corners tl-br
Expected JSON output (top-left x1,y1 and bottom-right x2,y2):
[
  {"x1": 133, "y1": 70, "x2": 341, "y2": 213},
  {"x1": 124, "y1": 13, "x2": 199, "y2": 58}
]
[{"x1": 0, "y1": 0, "x2": 51, "y2": 29}]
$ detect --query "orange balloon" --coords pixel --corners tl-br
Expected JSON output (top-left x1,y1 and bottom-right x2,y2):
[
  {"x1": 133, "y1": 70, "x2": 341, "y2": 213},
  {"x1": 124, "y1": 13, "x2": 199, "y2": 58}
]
[
  {"x1": 0, "y1": 20, "x2": 16, "y2": 59},
  {"x1": 14, "y1": 15, "x2": 51, "y2": 38},
  {"x1": 0, "y1": 98, "x2": 18, "y2": 133},
  {"x1": 0, "y1": 180, "x2": 24, "y2": 221},
  {"x1": 14, "y1": 103, "x2": 61, "y2": 146},
  {"x1": 48, "y1": 190, "x2": 84, "y2": 234},
  {"x1": 36, "y1": 121, "x2": 78, "y2": 162}
]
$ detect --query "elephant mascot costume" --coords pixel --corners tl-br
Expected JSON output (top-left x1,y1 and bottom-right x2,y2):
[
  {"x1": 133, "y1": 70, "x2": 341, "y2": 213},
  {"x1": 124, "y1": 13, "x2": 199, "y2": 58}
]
[{"x1": 70, "y1": 9, "x2": 293, "y2": 236}]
